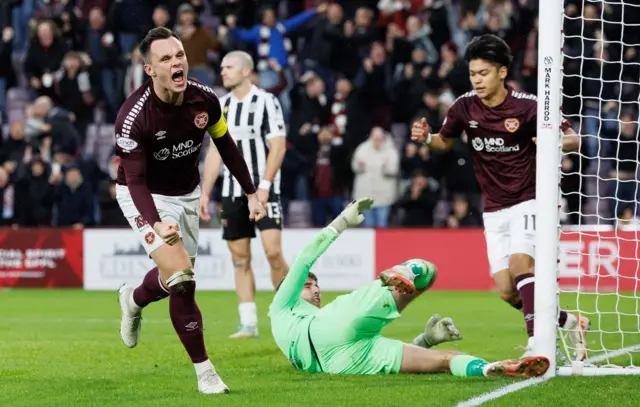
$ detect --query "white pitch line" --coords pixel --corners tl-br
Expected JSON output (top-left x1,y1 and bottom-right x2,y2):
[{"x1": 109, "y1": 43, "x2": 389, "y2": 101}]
[
  {"x1": 452, "y1": 377, "x2": 549, "y2": 407},
  {"x1": 585, "y1": 344, "x2": 640, "y2": 364},
  {"x1": 454, "y1": 344, "x2": 640, "y2": 407}
]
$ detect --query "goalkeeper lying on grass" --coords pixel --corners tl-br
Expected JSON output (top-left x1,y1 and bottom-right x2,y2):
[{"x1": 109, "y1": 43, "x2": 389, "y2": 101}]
[{"x1": 268, "y1": 197, "x2": 550, "y2": 377}]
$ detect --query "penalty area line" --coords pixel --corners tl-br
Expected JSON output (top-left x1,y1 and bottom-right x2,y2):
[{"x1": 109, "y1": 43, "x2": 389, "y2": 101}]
[{"x1": 452, "y1": 377, "x2": 549, "y2": 407}]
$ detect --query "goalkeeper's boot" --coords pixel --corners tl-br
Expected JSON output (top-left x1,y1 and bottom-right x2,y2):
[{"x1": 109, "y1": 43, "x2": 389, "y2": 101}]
[
  {"x1": 379, "y1": 265, "x2": 416, "y2": 294},
  {"x1": 117, "y1": 283, "x2": 142, "y2": 348},
  {"x1": 197, "y1": 366, "x2": 230, "y2": 394},
  {"x1": 401, "y1": 259, "x2": 438, "y2": 290},
  {"x1": 484, "y1": 356, "x2": 550, "y2": 378},
  {"x1": 228, "y1": 325, "x2": 259, "y2": 339},
  {"x1": 564, "y1": 314, "x2": 590, "y2": 361}
]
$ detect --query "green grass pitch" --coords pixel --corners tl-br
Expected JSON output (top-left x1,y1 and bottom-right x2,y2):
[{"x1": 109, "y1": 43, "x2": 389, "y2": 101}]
[{"x1": 1, "y1": 289, "x2": 639, "y2": 407}]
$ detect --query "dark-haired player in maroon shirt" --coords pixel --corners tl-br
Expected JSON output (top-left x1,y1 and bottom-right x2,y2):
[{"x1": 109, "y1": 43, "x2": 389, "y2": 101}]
[
  {"x1": 113, "y1": 27, "x2": 266, "y2": 395},
  {"x1": 411, "y1": 34, "x2": 589, "y2": 361}
]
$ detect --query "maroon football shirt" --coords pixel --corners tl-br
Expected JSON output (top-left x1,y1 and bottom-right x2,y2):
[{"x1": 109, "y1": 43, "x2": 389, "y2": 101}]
[
  {"x1": 114, "y1": 78, "x2": 255, "y2": 225},
  {"x1": 440, "y1": 88, "x2": 571, "y2": 212}
]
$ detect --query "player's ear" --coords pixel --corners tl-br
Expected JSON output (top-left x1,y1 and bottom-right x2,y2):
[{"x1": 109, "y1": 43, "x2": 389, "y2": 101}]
[
  {"x1": 498, "y1": 65, "x2": 507, "y2": 80},
  {"x1": 144, "y1": 64, "x2": 155, "y2": 77}
]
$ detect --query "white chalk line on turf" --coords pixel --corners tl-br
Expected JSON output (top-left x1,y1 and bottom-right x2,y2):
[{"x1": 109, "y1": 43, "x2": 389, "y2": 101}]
[
  {"x1": 452, "y1": 377, "x2": 549, "y2": 407},
  {"x1": 584, "y1": 344, "x2": 640, "y2": 364},
  {"x1": 453, "y1": 344, "x2": 640, "y2": 407}
]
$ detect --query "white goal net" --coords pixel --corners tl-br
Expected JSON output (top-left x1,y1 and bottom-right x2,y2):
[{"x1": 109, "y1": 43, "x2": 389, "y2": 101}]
[{"x1": 537, "y1": 0, "x2": 640, "y2": 376}]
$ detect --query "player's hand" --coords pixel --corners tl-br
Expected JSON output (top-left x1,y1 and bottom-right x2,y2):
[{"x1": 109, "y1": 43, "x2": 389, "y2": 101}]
[
  {"x1": 247, "y1": 194, "x2": 266, "y2": 222},
  {"x1": 257, "y1": 188, "x2": 269, "y2": 208},
  {"x1": 330, "y1": 196, "x2": 374, "y2": 233},
  {"x1": 532, "y1": 137, "x2": 537, "y2": 144},
  {"x1": 424, "y1": 314, "x2": 462, "y2": 347},
  {"x1": 153, "y1": 221, "x2": 180, "y2": 246},
  {"x1": 411, "y1": 118, "x2": 430, "y2": 144},
  {"x1": 199, "y1": 196, "x2": 211, "y2": 222}
]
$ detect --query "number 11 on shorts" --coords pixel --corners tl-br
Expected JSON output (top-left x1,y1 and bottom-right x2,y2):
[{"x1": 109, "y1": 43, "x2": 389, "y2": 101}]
[{"x1": 523, "y1": 214, "x2": 536, "y2": 231}]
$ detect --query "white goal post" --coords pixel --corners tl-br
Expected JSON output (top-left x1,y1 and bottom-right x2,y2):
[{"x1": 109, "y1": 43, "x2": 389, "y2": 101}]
[{"x1": 535, "y1": 0, "x2": 640, "y2": 377}]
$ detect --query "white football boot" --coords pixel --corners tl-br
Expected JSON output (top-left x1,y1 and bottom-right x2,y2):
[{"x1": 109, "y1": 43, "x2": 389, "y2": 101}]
[
  {"x1": 117, "y1": 284, "x2": 142, "y2": 348},
  {"x1": 197, "y1": 367, "x2": 230, "y2": 394},
  {"x1": 228, "y1": 325, "x2": 259, "y2": 339},
  {"x1": 519, "y1": 314, "x2": 590, "y2": 361}
]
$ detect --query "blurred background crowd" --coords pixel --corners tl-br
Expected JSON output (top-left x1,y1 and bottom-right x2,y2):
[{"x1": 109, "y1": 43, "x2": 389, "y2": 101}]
[{"x1": 0, "y1": 0, "x2": 638, "y2": 229}]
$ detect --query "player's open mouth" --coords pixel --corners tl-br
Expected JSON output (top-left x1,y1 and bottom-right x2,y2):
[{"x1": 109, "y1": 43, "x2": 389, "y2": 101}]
[{"x1": 172, "y1": 70, "x2": 185, "y2": 85}]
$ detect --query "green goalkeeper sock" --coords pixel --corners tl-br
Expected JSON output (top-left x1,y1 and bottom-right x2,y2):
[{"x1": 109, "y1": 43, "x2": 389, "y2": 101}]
[
  {"x1": 449, "y1": 355, "x2": 488, "y2": 377},
  {"x1": 401, "y1": 260, "x2": 437, "y2": 290}
]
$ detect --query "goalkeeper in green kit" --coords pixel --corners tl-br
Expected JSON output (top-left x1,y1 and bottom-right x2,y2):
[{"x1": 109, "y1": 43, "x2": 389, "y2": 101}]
[{"x1": 268, "y1": 197, "x2": 551, "y2": 377}]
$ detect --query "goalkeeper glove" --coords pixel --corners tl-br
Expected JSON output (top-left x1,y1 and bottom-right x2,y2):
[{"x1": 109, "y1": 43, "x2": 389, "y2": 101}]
[
  {"x1": 413, "y1": 314, "x2": 462, "y2": 348},
  {"x1": 329, "y1": 196, "x2": 374, "y2": 235}
]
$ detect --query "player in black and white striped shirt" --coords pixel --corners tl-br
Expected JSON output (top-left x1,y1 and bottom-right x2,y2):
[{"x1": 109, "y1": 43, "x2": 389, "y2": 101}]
[{"x1": 200, "y1": 51, "x2": 289, "y2": 338}]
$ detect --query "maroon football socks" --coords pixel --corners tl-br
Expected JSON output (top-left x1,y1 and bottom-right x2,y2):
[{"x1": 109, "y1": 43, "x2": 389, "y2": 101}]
[
  {"x1": 515, "y1": 272, "x2": 570, "y2": 337},
  {"x1": 132, "y1": 267, "x2": 170, "y2": 308},
  {"x1": 169, "y1": 281, "x2": 209, "y2": 363}
]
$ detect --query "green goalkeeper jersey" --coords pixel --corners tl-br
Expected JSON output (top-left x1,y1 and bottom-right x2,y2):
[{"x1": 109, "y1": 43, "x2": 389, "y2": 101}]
[{"x1": 268, "y1": 227, "x2": 338, "y2": 372}]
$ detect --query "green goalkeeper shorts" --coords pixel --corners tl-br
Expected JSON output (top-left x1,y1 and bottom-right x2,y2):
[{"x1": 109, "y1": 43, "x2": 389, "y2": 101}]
[{"x1": 308, "y1": 281, "x2": 404, "y2": 375}]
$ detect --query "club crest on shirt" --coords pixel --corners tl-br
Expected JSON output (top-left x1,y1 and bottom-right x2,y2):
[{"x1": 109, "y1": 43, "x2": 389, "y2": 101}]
[
  {"x1": 194, "y1": 112, "x2": 209, "y2": 129},
  {"x1": 144, "y1": 232, "x2": 155, "y2": 245},
  {"x1": 504, "y1": 118, "x2": 520, "y2": 133}
]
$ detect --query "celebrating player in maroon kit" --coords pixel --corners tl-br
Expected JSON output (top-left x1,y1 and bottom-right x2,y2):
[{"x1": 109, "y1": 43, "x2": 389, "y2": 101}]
[
  {"x1": 411, "y1": 34, "x2": 589, "y2": 361},
  {"x1": 114, "y1": 27, "x2": 265, "y2": 394}
]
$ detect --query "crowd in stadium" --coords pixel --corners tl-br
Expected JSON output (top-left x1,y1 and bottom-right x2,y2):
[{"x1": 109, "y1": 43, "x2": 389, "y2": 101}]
[{"x1": 0, "y1": 0, "x2": 638, "y2": 229}]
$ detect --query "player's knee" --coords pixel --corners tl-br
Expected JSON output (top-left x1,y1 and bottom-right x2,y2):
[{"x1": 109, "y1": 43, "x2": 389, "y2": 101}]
[
  {"x1": 508, "y1": 253, "x2": 534, "y2": 276},
  {"x1": 166, "y1": 269, "x2": 195, "y2": 295},
  {"x1": 264, "y1": 246, "x2": 283, "y2": 264},
  {"x1": 498, "y1": 289, "x2": 517, "y2": 303},
  {"x1": 232, "y1": 257, "x2": 251, "y2": 273}
]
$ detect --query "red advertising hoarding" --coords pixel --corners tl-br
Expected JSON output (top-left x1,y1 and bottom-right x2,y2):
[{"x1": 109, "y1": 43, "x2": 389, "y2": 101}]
[
  {"x1": 0, "y1": 228, "x2": 83, "y2": 288},
  {"x1": 375, "y1": 228, "x2": 640, "y2": 292}
]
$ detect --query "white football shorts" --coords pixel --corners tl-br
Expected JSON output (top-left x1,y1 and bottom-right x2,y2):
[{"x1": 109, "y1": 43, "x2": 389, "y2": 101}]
[
  {"x1": 116, "y1": 184, "x2": 201, "y2": 258},
  {"x1": 482, "y1": 199, "x2": 536, "y2": 275}
]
